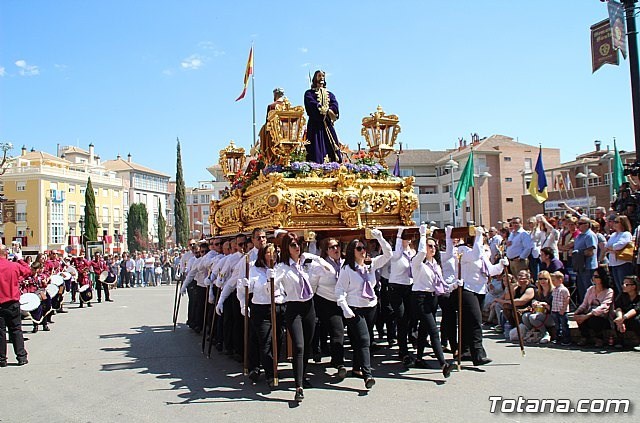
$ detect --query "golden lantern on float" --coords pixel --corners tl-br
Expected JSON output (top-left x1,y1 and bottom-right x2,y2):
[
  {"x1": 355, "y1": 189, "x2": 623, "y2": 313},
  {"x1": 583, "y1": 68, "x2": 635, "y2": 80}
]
[
  {"x1": 267, "y1": 98, "x2": 307, "y2": 167},
  {"x1": 219, "y1": 140, "x2": 246, "y2": 182},
  {"x1": 360, "y1": 105, "x2": 401, "y2": 166}
]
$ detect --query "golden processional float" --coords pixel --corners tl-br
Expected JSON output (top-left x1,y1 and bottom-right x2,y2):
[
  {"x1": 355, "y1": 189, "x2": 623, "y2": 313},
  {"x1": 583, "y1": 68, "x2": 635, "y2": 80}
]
[{"x1": 209, "y1": 101, "x2": 419, "y2": 241}]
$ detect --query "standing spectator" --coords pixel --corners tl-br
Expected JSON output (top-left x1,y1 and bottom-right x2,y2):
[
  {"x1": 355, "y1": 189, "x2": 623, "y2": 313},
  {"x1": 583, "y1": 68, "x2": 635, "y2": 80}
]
[
  {"x1": 135, "y1": 253, "x2": 144, "y2": 287},
  {"x1": 125, "y1": 253, "x2": 136, "y2": 287},
  {"x1": 558, "y1": 216, "x2": 578, "y2": 269},
  {"x1": 172, "y1": 251, "x2": 181, "y2": 283},
  {"x1": 119, "y1": 253, "x2": 129, "y2": 288},
  {"x1": 572, "y1": 217, "x2": 598, "y2": 303},
  {"x1": 487, "y1": 227, "x2": 503, "y2": 264},
  {"x1": 144, "y1": 253, "x2": 155, "y2": 286},
  {"x1": 550, "y1": 271, "x2": 571, "y2": 345},
  {"x1": 506, "y1": 217, "x2": 532, "y2": 275},
  {"x1": 0, "y1": 244, "x2": 32, "y2": 366},
  {"x1": 593, "y1": 207, "x2": 608, "y2": 235},
  {"x1": 606, "y1": 215, "x2": 635, "y2": 294},
  {"x1": 538, "y1": 215, "x2": 560, "y2": 257}
]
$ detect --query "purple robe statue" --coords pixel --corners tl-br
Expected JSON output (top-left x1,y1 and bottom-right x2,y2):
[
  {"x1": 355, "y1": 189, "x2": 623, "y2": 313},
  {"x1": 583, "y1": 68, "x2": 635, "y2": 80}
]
[{"x1": 304, "y1": 74, "x2": 343, "y2": 163}]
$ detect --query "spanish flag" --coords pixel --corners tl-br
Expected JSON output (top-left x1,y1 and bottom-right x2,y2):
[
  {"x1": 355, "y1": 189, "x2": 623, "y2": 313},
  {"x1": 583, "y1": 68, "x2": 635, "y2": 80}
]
[
  {"x1": 235, "y1": 46, "x2": 253, "y2": 101},
  {"x1": 528, "y1": 146, "x2": 548, "y2": 203}
]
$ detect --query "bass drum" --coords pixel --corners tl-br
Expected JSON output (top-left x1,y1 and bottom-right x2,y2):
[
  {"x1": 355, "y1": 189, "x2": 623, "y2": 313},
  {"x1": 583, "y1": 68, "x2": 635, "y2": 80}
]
[
  {"x1": 20, "y1": 293, "x2": 41, "y2": 312},
  {"x1": 79, "y1": 284, "x2": 93, "y2": 302}
]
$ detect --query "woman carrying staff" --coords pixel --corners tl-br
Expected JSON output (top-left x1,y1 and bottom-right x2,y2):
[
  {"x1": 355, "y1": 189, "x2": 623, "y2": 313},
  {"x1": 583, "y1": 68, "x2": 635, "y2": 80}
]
[
  {"x1": 335, "y1": 229, "x2": 391, "y2": 390},
  {"x1": 274, "y1": 233, "x2": 317, "y2": 402},
  {"x1": 238, "y1": 243, "x2": 284, "y2": 387},
  {"x1": 410, "y1": 224, "x2": 456, "y2": 377},
  {"x1": 309, "y1": 237, "x2": 347, "y2": 378}
]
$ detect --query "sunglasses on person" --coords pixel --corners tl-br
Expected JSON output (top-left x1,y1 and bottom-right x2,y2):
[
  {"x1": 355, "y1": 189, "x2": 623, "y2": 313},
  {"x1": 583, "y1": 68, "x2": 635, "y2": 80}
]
[
  {"x1": 427, "y1": 244, "x2": 437, "y2": 249},
  {"x1": 328, "y1": 244, "x2": 340, "y2": 250},
  {"x1": 623, "y1": 282, "x2": 635, "y2": 287},
  {"x1": 237, "y1": 242, "x2": 246, "y2": 247},
  {"x1": 538, "y1": 277, "x2": 549, "y2": 281},
  {"x1": 289, "y1": 242, "x2": 300, "y2": 248},
  {"x1": 355, "y1": 245, "x2": 366, "y2": 252}
]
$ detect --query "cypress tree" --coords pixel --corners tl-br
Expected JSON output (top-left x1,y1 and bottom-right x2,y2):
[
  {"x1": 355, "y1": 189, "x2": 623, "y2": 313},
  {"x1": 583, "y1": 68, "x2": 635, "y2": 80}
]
[
  {"x1": 127, "y1": 203, "x2": 149, "y2": 253},
  {"x1": 84, "y1": 177, "x2": 98, "y2": 242},
  {"x1": 174, "y1": 138, "x2": 190, "y2": 246},
  {"x1": 157, "y1": 197, "x2": 166, "y2": 250}
]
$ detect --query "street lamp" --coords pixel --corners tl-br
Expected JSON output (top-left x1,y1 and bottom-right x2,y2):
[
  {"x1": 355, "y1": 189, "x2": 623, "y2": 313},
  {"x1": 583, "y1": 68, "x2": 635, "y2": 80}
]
[
  {"x1": 78, "y1": 216, "x2": 85, "y2": 256},
  {"x1": 475, "y1": 171, "x2": 492, "y2": 226},
  {"x1": 445, "y1": 155, "x2": 459, "y2": 226},
  {"x1": 576, "y1": 167, "x2": 599, "y2": 216},
  {"x1": 601, "y1": 148, "x2": 615, "y2": 202}
]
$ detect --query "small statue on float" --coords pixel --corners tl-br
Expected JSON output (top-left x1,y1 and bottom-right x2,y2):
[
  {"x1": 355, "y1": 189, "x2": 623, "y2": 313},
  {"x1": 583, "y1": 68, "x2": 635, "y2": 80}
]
[{"x1": 304, "y1": 70, "x2": 343, "y2": 164}]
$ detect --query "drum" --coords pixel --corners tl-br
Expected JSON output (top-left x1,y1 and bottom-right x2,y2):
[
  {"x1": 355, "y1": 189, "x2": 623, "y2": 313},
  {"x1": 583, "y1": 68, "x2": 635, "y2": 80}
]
[
  {"x1": 99, "y1": 270, "x2": 117, "y2": 287},
  {"x1": 79, "y1": 284, "x2": 93, "y2": 302},
  {"x1": 50, "y1": 274, "x2": 65, "y2": 287},
  {"x1": 20, "y1": 293, "x2": 41, "y2": 312},
  {"x1": 66, "y1": 266, "x2": 78, "y2": 279},
  {"x1": 45, "y1": 284, "x2": 59, "y2": 299},
  {"x1": 61, "y1": 271, "x2": 73, "y2": 291},
  {"x1": 99, "y1": 271, "x2": 109, "y2": 282}
]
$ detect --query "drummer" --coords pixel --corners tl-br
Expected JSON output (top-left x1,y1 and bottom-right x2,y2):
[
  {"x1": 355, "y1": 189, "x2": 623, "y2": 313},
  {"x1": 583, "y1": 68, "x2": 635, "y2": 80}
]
[
  {"x1": 30, "y1": 261, "x2": 52, "y2": 333},
  {"x1": 0, "y1": 243, "x2": 33, "y2": 366},
  {"x1": 92, "y1": 252, "x2": 112, "y2": 303},
  {"x1": 76, "y1": 256, "x2": 93, "y2": 308}
]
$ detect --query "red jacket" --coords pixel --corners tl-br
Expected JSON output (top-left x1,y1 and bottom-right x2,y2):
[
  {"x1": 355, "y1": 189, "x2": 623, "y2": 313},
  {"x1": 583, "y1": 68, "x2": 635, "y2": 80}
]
[{"x1": 0, "y1": 257, "x2": 33, "y2": 304}]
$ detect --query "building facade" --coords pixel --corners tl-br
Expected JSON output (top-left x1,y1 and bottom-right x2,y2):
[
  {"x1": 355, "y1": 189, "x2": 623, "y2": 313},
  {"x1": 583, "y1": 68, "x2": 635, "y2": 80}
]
[{"x1": 0, "y1": 146, "x2": 125, "y2": 255}]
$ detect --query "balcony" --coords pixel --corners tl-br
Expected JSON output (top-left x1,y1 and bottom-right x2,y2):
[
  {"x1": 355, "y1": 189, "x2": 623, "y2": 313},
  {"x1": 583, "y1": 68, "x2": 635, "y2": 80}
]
[{"x1": 16, "y1": 212, "x2": 27, "y2": 222}]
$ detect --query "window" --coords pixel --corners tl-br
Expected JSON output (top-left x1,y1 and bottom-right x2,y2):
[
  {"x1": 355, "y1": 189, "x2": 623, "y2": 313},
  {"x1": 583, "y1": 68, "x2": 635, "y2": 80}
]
[
  {"x1": 505, "y1": 177, "x2": 513, "y2": 182},
  {"x1": 49, "y1": 202, "x2": 65, "y2": 244},
  {"x1": 16, "y1": 181, "x2": 26, "y2": 191},
  {"x1": 68, "y1": 205, "x2": 76, "y2": 221},
  {"x1": 503, "y1": 157, "x2": 512, "y2": 162},
  {"x1": 94, "y1": 188, "x2": 98, "y2": 195},
  {"x1": 68, "y1": 185, "x2": 76, "y2": 194},
  {"x1": 80, "y1": 187, "x2": 86, "y2": 195},
  {"x1": 0, "y1": 181, "x2": 3, "y2": 192},
  {"x1": 102, "y1": 188, "x2": 108, "y2": 197},
  {"x1": 114, "y1": 208, "x2": 120, "y2": 223},
  {"x1": 419, "y1": 186, "x2": 437, "y2": 195},
  {"x1": 200, "y1": 194, "x2": 210, "y2": 204},
  {"x1": 524, "y1": 158, "x2": 532, "y2": 171},
  {"x1": 506, "y1": 198, "x2": 514, "y2": 203},
  {"x1": 135, "y1": 192, "x2": 141, "y2": 203},
  {"x1": 604, "y1": 173, "x2": 610, "y2": 185},
  {"x1": 465, "y1": 206, "x2": 471, "y2": 212},
  {"x1": 114, "y1": 190, "x2": 119, "y2": 198},
  {"x1": 102, "y1": 207, "x2": 110, "y2": 223},
  {"x1": 16, "y1": 203, "x2": 27, "y2": 221},
  {"x1": 444, "y1": 204, "x2": 451, "y2": 212},
  {"x1": 193, "y1": 195, "x2": 199, "y2": 204},
  {"x1": 443, "y1": 185, "x2": 451, "y2": 193}
]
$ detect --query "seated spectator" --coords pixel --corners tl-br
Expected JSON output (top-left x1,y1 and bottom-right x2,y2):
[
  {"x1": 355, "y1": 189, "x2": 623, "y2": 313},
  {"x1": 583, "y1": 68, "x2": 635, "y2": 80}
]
[
  {"x1": 483, "y1": 275, "x2": 505, "y2": 324},
  {"x1": 539, "y1": 247, "x2": 564, "y2": 273},
  {"x1": 574, "y1": 266, "x2": 614, "y2": 347},
  {"x1": 613, "y1": 275, "x2": 640, "y2": 350},
  {"x1": 521, "y1": 270, "x2": 555, "y2": 344},
  {"x1": 494, "y1": 269, "x2": 536, "y2": 330},
  {"x1": 490, "y1": 274, "x2": 516, "y2": 332}
]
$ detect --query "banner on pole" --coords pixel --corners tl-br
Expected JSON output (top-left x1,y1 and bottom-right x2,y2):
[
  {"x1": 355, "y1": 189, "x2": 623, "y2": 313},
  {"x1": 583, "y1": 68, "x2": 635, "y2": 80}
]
[
  {"x1": 591, "y1": 19, "x2": 619, "y2": 73},
  {"x1": 607, "y1": 0, "x2": 627, "y2": 59}
]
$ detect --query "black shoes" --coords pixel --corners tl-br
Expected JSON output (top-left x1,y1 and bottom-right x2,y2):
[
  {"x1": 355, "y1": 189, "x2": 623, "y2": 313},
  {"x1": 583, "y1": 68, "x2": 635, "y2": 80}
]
[
  {"x1": 473, "y1": 357, "x2": 493, "y2": 366},
  {"x1": 43, "y1": 325, "x2": 50, "y2": 332},
  {"x1": 248, "y1": 369, "x2": 260, "y2": 383},
  {"x1": 0, "y1": 361, "x2": 7, "y2": 368},
  {"x1": 294, "y1": 388, "x2": 304, "y2": 402},
  {"x1": 17, "y1": 358, "x2": 28, "y2": 366},
  {"x1": 364, "y1": 377, "x2": 376, "y2": 389},
  {"x1": 57, "y1": 309, "x2": 68, "y2": 313},
  {"x1": 442, "y1": 362, "x2": 453, "y2": 378},
  {"x1": 337, "y1": 365, "x2": 347, "y2": 379},
  {"x1": 87, "y1": 303, "x2": 92, "y2": 307},
  {"x1": 106, "y1": 299, "x2": 114, "y2": 302},
  {"x1": 402, "y1": 354, "x2": 416, "y2": 367},
  {"x1": 302, "y1": 378, "x2": 312, "y2": 389},
  {"x1": 32, "y1": 325, "x2": 38, "y2": 334}
]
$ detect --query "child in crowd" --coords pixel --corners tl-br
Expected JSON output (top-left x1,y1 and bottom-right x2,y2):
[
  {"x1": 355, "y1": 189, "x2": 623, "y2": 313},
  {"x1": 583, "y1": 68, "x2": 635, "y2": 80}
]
[{"x1": 551, "y1": 271, "x2": 571, "y2": 345}]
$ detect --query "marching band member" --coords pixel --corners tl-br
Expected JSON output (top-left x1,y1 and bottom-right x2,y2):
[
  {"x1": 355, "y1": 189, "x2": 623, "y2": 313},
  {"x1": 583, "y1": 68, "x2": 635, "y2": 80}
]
[
  {"x1": 335, "y1": 229, "x2": 391, "y2": 390},
  {"x1": 309, "y1": 237, "x2": 347, "y2": 377},
  {"x1": 410, "y1": 224, "x2": 456, "y2": 377},
  {"x1": 387, "y1": 227, "x2": 416, "y2": 365},
  {"x1": 75, "y1": 256, "x2": 93, "y2": 308},
  {"x1": 274, "y1": 232, "x2": 317, "y2": 402},
  {"x1": 457, "y1": 226, "x2": 508, "y2": 366},
  {"x1": 92, "y1": 252, "x2": 112, "y2": 303},
  {"x1": 30, "y1": 262, "x2": 52, "y2": 333}
]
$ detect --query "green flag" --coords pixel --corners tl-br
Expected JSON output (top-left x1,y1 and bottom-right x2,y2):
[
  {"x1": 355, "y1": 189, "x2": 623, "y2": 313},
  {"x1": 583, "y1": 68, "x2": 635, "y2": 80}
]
[
  {"x1": 612, "y1": 139, "x2": 625, "y2": 194},
  {"x1": 454, "y1": 151, "x2": 475, "y2": 207}
]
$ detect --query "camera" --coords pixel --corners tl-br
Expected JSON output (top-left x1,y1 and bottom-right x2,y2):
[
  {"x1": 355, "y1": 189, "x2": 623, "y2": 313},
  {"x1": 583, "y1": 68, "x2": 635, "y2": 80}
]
[{"x1": 623, "y1": 161, "x2": 640, "y2": 176}]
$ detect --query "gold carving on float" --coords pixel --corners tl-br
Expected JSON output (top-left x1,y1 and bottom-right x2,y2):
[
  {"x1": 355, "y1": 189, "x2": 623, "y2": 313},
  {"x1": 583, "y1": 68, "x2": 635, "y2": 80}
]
[{"x1": 210, "y1": 106, "x2": 417, "y2": 236}]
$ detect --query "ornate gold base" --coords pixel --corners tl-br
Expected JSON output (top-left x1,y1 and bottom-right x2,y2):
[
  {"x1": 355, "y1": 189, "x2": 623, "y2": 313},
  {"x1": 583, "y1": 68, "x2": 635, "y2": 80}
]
[{"x1": 210, "y1": 168, "x2": 418, "y2": 235}]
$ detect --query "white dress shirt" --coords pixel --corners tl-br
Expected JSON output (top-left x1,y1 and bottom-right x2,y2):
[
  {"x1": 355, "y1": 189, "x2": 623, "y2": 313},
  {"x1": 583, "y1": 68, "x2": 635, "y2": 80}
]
[
  {"x1": 309, "y1": 256, "x2": 342, "y2": 302},
  {"x1": 388, "y1": 237, "x2": 415, "y2": 285},
  {"x1": 274, "y1": 254, "x2": 319, "y2": 303},
  {"x1": 237, "y1": 266, "x2": 284, "y2": 306},
  {"x1": 459, "y1": 233, "x2": 505, "y2": 294}
]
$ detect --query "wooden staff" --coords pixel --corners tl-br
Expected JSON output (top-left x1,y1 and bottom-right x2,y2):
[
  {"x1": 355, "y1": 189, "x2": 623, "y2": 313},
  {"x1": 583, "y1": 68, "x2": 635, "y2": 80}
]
[
  {"x1": 269, "y1": 272, "x2": 279, "y2": 386},
  {"x1": 201, "y1": 295, "x2": 209, "y2": 354},
  {"x1": 173, "y1": 277, "x2": 183, "y2": 331},
  {"x1": 243, "y1": 254, "x2": 250, "y2": 376},
  {"x1": 456, "y1": 252, "x2": 463, "y2": 370},
  {"x1": 206, "y1": 286, "x2": 222, "y2": 358}
]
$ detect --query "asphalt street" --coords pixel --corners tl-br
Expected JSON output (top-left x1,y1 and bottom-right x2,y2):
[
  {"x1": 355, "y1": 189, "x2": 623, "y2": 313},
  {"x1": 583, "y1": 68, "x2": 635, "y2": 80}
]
[{"x1": 2, "y1": 285, "x2": 637, "y2": 423}]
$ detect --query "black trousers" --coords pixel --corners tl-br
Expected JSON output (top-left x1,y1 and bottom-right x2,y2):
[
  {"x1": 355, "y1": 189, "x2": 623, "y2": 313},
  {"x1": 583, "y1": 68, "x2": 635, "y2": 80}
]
[
  {"x1": 451, "y1": 289, "x2": 487, "y2": 362},
  {"x1": 378, "y1": 277, "x2": 396, "y2": 341},
  {"x1": 186, "y1": 281, "x2": 196, "y2": 328},
  {"x1": 579, "y1": 315, "x2": 611, "y2": 339},
  {"x1": 285, "y1": 300, "x2": 316, "y2": 388},
  {"x1": 251, "y1": 303, "x2": 284, "y2": 379},
  {"x1": 345, "y1": 305, "x2": 376, "y2": 378},
  {"x1": 193, "y1": 285, "x2": 207, "y2": 331},
  {"x1": 0, "y1": 301, "x2": 27, "y2": 363},
  {"x1": 314, "y1": 295, "x2": 345, "y2": 367},
  {"x1": 232, "y1": 295, "x2": 244, "y2": 356},
  {"x1": 411, "y1": 292, "x2": 446, "y2": 366},
  {"x1": 388, "y1": 283, "x2": 413, "y2": 356},
  {"x1": 96, "y1": 282, "x2": 110, "y2": 302},
  {"x1": 222, "y1": 295, "x2": 235, "y2": 352},
  {"x1": 438, "y1": 294, "x2": 456, "y2": 350}
]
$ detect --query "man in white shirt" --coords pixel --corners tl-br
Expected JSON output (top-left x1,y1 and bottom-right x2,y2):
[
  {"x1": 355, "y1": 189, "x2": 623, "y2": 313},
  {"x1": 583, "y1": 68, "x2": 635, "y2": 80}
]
[{"x1": 487, "y1": 227, "x2": 503, "y2": 264}]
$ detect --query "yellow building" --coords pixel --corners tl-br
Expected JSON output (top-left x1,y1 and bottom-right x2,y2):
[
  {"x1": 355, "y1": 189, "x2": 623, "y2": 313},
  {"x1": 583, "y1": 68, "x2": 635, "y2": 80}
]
[{"x1": 0, "y1": 146, "x2": 125, "y2": 255}]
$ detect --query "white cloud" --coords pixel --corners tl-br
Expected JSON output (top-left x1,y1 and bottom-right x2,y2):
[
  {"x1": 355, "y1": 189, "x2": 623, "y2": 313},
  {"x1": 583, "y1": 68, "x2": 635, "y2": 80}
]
[
  {"x1": 198, "y1": 41, "x2": 225, "y2": 57},
  {"x1": 299, "y1": 47, "x2": 308, "y2": 53},
  {"x1": 301, "y1": 62, "x2": 310, "y2": 67},
  {"x1": 54, "y1": 64, "x2": 68, "y2": 71},
  {"x1": 15, "y1": 59, "x2": 39, "y2": 76},
  {"x1": 0, "y1": 67, "x2": 5, "y2": 77},
  {"x1": 181, "y1": 54, "x2": 204, "y2": 70},
  {"x1": 162, "y1": 69, "x2": 174, "y2": 76}
]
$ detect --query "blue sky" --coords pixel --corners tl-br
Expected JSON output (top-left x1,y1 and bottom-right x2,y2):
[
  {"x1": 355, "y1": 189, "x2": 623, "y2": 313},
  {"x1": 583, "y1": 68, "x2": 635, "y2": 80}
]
[{"x1": 1, "y1": 1, "x2": 636, "y2": 186}]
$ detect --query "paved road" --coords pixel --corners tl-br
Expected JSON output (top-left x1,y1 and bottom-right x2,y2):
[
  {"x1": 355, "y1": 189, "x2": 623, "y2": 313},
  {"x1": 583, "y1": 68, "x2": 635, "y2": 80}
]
[{"x1": 3, "y1": 285, "x2": 637, "y2": 423}]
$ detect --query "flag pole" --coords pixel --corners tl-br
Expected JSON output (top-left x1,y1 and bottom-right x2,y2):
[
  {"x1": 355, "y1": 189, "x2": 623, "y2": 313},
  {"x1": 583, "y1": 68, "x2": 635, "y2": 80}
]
[{"x1": 251, "y1": 42, "x2": 257, "y2": 148}]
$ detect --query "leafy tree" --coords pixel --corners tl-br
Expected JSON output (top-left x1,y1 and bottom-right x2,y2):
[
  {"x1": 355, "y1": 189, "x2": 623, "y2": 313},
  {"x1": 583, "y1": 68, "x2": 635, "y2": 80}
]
[
  {"x1": 127, "y1": 203, "x2": 149, "y2": 253},
  {"x1": 84, "y1": 177, "x2": 98, "y2": 242},
  {"x1": 174, "y1": 138, "x2": 190, "y2": 246},
  {"x1": 157, "y1": 197, "x2": 166, "y2": 250}
]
